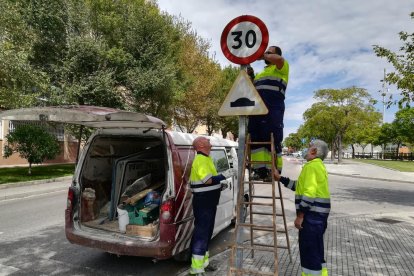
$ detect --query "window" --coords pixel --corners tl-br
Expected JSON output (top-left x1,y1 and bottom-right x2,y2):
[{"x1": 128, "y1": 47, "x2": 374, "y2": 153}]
[{"x1": 210, "y1": 149, "x2": 229, "y2": 173}]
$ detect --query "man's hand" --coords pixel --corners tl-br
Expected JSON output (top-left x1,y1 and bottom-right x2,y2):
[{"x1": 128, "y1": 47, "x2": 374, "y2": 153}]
[
  {"x1": 294, "y1": 214, "x2": 304, "y2": 230},
  {"x1": 273, "y1": 167, "x2": 281, "y2": 181},
  {"x1": 220, "y1": 180, "x2": 229, "y2": 191}
]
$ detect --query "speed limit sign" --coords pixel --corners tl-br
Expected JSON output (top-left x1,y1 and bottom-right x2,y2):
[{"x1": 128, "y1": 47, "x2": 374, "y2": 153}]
[{"x1": 221, "y1": 15, "x2": 269, "y2": 65}]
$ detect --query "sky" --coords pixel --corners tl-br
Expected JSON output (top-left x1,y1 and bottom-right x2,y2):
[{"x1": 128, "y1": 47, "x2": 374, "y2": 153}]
[{"x1": 156, "y1": 0, "x2": 414, "y2": 138}]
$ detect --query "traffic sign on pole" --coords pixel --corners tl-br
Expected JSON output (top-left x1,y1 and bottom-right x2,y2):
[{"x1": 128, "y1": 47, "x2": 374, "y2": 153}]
[
  {"x1": 218, "y1": 70, "x2": 268, "y2": 116},
  {"x1": 221, "y1": 15, "x2": 269, "y2": 65}
]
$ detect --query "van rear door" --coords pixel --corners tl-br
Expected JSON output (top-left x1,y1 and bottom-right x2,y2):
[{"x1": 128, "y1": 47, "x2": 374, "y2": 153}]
[{"x1": 0, "y1": 105, "x2": 166, "y2": 128}]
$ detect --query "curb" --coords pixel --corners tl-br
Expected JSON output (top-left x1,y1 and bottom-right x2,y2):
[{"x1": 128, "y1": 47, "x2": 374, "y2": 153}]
[
  {"x1": 0, "y1": 176, "x2": 73, "y2": 190},
  {"x1": 327, "y1": 172, "x2": 414, "y2": 184}
]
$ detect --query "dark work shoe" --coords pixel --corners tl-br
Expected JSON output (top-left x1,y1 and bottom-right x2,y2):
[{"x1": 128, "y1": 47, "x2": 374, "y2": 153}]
[{"x1": 204, "y1": 263, "x2": 218, "y2": 272}]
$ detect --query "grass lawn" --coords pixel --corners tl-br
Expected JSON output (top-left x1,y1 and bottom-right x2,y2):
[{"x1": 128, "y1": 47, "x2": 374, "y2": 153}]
[
  {"x1": 0, "y1": 164, "x2": 75, "y2": 184},
  {"x1": 354, "y1": 159, "x2": 414, "y2": 172}
]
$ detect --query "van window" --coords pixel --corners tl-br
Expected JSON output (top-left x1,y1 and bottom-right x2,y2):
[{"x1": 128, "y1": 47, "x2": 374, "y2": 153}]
[{"x1": 210, "y1": 149, "x2": 229, "y2": 173}]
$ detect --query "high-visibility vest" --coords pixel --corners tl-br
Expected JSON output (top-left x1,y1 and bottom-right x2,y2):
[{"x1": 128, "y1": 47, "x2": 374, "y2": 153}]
[
  {"x1": 189, "y1": 154, "x2": 221, "y2": 193},
  {"x1": 295, "y1": 158, "x2": 331, "y2": 217},
  {"x1": 254, "y1": 60, "x2": 289, "y2": 99}
]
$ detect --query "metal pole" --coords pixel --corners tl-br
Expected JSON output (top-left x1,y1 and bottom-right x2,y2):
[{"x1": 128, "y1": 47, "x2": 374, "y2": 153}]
[
  {"x1": 236, "y1": 64, "x2": 248, "y2": 270},
  {"x1": 236, "y1": 115, "x2": 246, "y2": 269}
]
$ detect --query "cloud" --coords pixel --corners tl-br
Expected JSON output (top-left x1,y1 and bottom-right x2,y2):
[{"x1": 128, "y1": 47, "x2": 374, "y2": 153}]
[{"x1": 157, "y1": 0, "x2": 414, "y2": 135}]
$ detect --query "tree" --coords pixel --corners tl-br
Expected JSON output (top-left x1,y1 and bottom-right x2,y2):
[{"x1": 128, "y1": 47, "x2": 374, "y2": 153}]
[
  {"x1": 284, "y1": 133, "x2": 302, "y2": 152},
  {"x1": 301, "y1": 87, "x2": 380, "y2": 163},
  {"x1": 394, "y1": 107, "x2": 414, "y2": 144},
  {"x1": 373, "y1": 11, "x2": 414, "y2": 107},
  {"x1": 3, "y1": 124, "x2": 61, "y2": 175}
]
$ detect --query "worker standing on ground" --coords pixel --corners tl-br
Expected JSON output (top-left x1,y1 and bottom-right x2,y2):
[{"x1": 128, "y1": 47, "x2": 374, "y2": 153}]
[
  {"x1": 189, "y1": 136, "x2": 235, "y2": 275},
  {"x1": 274, "y1": 139, "x2": 330, "y2": 276},
  {"x1": 247, "y1": 45, "x2": 289, "y2": 179}
]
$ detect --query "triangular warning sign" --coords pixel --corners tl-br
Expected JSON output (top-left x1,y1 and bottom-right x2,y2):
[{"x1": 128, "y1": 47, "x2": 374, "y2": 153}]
[{"x1": 218, "y1": 70, "x2": 268, "y2": 116}]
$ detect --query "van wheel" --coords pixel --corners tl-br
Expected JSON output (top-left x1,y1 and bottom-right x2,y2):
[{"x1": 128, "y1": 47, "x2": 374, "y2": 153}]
[
  {"x1": 173, "y1": 248, "x2": 191, "y2": 263},
  {"x1": 232, "y1": 195, "x2": 249, "y2": 225}
]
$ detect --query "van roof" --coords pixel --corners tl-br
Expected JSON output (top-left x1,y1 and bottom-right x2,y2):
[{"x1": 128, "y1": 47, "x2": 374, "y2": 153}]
[
  {"x1": 0, "y1": 106, "x2": 166, "y2": 129},
  {"x1": 168, "y1": 131, "x2": 238, "y2": 148}
]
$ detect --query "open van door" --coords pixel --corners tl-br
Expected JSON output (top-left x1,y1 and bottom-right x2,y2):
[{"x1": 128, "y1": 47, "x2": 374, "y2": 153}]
[{"x1": 0, "y1": 105, "x2": 166, "y2": 129}]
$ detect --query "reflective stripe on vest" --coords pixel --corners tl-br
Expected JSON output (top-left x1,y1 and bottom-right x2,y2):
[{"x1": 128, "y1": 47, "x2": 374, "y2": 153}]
[
  {"x1": 189, "y1": 154, "x2": 220, "y2": 193},
  {"x1": 254, "y1": 60, "x2": 289, "y2": 98}
]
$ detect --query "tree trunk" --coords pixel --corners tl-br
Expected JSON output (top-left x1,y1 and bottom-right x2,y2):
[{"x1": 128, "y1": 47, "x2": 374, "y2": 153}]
[
  {"x1": 351, "y1": 144, "x2": 355, "y2": 159},
  {"x1": 337, "y1": 135, "x2": 343, "y2": 164},
  {"x1": 28, "y1": 163, "x2": 32, "y2": 175}
]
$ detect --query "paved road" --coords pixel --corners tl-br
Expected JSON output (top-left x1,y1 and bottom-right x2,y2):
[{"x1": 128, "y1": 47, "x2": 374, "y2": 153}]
[{"x1": 1, "y1": 158, "x2": 414, "y2": 275}]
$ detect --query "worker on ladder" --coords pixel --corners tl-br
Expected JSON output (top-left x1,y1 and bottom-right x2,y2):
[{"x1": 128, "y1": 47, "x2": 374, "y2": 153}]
[
  {"x1": 247, "y1": 45, "x2": 289, "y2": 179},
  {"x1": 189, "y1": 136, "x2": 235, "y2": 275},
  {"x1": 273, "y1": 139, "x2": 330, "y2": 276}
]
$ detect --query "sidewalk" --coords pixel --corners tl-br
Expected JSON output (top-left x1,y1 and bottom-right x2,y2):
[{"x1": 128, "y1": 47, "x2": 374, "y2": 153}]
[
  {"x1": 324, "y1": 159, "x2": 414, "y2": 184},
  {"x1": 177, "y1": 214, "x2": 414, "y2": 276},
  {"x1": 0, "y1": 176, "x2": 72, "y2": 201},
  {"x1": 176, "y1": 159, "x2": 414, "y2": 276}
]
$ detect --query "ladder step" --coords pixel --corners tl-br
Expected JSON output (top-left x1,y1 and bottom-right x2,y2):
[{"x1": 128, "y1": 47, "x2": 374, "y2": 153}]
[
  {"x1": 238, "y1": 223, "x2": 273, "y2": 229},
  {"x1": 244, "y1": 180, "x2": 276, "y2": 185},
  {"x1": 247, "y1": 141, "x2": 272, "y2": 145},
  {"x1": 251, "y1": 226, "x2": 287, "y2": 233},
  {"x1": 251, "y1": 242, "x2": 289, "y2": 250},
  {"x1": 229, "y1": 267, "x2": 275, "y2": 276},
  {"x1": 243, "y1": 201, "x2": 273, "y2": 206},
  {"x1": 232, "y1": 244, "x2": 276, "y2": 253},
  {"x1": 251, "y1": 195, "x2": 281, "y2": 200},
  {"x1": 248, "y1": 160, "x2": 273, "y2": 165},
  {"x1": 251, "y1": 211, "x2": 283, "y2": 216}
]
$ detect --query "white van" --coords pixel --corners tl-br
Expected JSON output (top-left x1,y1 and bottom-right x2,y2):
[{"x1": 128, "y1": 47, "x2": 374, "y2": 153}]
[{"x1": 0, "y1": 106, "x2": 250, "y2": 260}]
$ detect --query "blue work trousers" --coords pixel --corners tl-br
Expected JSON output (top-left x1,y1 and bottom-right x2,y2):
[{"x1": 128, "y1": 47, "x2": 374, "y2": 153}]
[
  {"x1": 191, "y1": 190, "x2": 220, "y2": 256},
  {"x1": 299, "y1": 214, "x2": 328, "y2": 273}
]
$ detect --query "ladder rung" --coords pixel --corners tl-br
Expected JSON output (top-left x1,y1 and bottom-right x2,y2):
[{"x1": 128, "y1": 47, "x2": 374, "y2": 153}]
[
  {"x1": 239, "y1": 223, "x2": 273, "y2": 229},
  {"x1": 232, "y1": 244, "x2": 276, "y2": 253},
  {"x1": 251, "y1": 242, "x2": 288, "y2": 249},
  {"x1": 251, "y1": 226, "x2": 286, "y2": 233},
  {"x1": 247, "y1": 141, "x2": 272, "y2": 145},
  {"x1": 244, "y1": 180, "x2": 275, "y2": 185},
  {"x1": 230, "y1": 267, "x2": 275, "y2": 276},
  {"x1": 251, "y1": 211, "x2": 283, "y2": 216},
  {"x1": 243, "y1": 201, "x2": 273, "y2": 206},
  {"x1": 252, "y1": 242, "x2": 274, "y2": 248},
  {"x1": 248, "y1": 160, "x2": 273, "y2": 165},
  {"x1": 251, "y1": 195, "x2": 281, "y2": 199}
]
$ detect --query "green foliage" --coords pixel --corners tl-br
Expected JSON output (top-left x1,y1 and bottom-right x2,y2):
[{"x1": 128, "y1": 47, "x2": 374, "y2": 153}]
[
  {"x1": 394, "y1": 107, "x2": 414, "y2": 144},
  {"x1": 301, "y1": 87, "x2": 381, "y2": 162},
  {"x1": 3, "y1": 124, "x2": 61, "y2": 174},
  {"x1": 373, "y1": 11, "x2": 414, "y2": 107},
  {"x1": 283, "y1": 133, "x2": 302, "y2": 151},
  {"x1": 0, "y1": 0, "x2": 225, "y2": 130},
  {"x1": 0, "y1": 164, "x2": 75, "y2": 184}
]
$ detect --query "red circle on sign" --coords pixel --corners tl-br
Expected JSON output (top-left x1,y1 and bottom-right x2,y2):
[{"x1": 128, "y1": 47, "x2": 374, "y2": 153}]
[{"x1": 221, "y1": 15, "x2": 269, "y2": 65}]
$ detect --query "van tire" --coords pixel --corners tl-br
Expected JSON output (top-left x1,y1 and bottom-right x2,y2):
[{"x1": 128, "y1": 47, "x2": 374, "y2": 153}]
[{"x1": 173, "y1": 248, "x2": 191, "y2": 263}]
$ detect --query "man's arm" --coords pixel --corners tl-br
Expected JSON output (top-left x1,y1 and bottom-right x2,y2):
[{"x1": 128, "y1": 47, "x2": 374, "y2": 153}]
[
  {"x1": 273, "y1": 169, "x2": 296, "y2": 191},
  {"x1": 263, "y1": 52, "x2": 285, "y2": 70}
]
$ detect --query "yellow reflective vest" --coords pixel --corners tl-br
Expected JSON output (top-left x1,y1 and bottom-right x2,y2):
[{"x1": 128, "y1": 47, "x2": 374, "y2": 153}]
[{"x1": 189, "y1": 154, "x2": 221, "y2": 193}]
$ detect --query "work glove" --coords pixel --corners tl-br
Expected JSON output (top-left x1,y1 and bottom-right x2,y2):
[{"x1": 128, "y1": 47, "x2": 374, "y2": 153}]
[
  {"x1": 221, "y1": 168, "x2": 237, "y2": 179},
  {"x1": 220, "y1": 180, "x2": 229, "y2": 191}
]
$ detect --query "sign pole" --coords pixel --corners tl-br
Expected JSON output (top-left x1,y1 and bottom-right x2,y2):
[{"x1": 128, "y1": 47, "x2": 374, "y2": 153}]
[
  {"x1": 236, "y1": 65, "x2": 247, "y2": 269},
  {"x1": 219, "y1": 14, "x2": 269, "y2": 272}
]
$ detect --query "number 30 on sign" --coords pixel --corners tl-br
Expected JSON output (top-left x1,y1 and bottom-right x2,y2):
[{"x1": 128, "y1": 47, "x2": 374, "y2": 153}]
[{"x1": 221, "y1": 15, "x2": 269, "y2": 65}]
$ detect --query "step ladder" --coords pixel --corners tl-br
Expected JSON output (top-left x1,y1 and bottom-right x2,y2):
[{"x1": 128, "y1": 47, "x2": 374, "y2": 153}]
[{"x1": 228, "y1": 133, "x2": 292, "y2": 276}]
